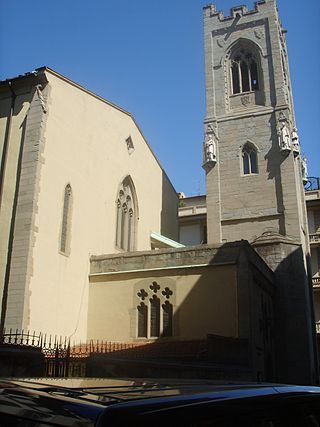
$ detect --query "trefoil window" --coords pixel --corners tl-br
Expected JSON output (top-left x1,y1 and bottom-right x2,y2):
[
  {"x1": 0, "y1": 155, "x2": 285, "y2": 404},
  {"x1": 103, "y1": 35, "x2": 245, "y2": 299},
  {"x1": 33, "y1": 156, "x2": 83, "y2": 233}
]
[{"x1": 242, "y1": 144, "x2": 258, "y2": 175}]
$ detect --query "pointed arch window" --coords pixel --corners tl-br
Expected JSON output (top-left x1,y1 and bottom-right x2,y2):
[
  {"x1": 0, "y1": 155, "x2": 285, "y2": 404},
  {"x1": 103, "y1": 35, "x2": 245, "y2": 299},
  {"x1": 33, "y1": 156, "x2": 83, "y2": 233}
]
[
  {"x1": 116, "y1": 177, "x2": 138, "y2": 251},
  {"x1": 137, "y1": 302, "x2": 148, "y2": 338},
  {"x1": 60, "y1": 184, "x2": 72, "y2": 255},
  {"x1": 162, "y1": 301, "x2": 173, "y2": 337},
  {"x1": 231, "y1": 48, "x2": 260, "y2": 94},
  {"x1": 150, "y1": 295, "x2": 160, "y2": 337},
  {"x1": 242, "y1": 143, "x2": 258, "y2": 175}
]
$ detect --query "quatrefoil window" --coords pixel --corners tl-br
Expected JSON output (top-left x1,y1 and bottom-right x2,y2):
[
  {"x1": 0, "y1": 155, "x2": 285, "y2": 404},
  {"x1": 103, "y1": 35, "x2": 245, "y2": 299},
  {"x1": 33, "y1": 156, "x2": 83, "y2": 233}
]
[
  {"x1": 137, "y1": 289, "x2": 148, "y2": 300},
  {"x1": 150, "y1": 281, "x2": 160, "y2": 293},
  {"x1": 162, "y1": 287, "x2": 173, "y2": 299}
]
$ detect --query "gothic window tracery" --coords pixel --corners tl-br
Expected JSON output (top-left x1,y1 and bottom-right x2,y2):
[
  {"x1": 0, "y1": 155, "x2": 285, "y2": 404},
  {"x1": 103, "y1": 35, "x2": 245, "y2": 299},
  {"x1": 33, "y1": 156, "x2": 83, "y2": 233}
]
[
  {"x1": 242, "y1": 143, "x2": 258, "y2": 175},
  {"x1": 116, "y1": 176, "x2": 137, "y2": 251},
  {"x1": 136, "y1": 282, "x2": 173, "y2": 338},
  {"x1": 231, "y1": 48, "x2": 260, "y2": 94}
]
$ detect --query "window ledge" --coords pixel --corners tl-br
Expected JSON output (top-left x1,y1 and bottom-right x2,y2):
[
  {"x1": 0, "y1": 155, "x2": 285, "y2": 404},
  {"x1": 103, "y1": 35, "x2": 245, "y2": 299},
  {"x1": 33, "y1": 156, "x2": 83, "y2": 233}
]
[
  {"x1": 230, "y1": 90, "x2": 256, "y2": 98},
  {"x1": 59, "y1": 250, "x2": 70, "y2": 257},
  {"x1": 241, "y1": 173, "x2": 259, "y2": 177}
]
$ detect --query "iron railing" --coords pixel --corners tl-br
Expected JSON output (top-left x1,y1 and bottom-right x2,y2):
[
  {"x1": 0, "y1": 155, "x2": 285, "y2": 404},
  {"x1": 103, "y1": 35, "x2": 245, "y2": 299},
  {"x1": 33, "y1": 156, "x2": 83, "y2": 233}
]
[
  {"x1": 1, "y1": 329, "x2": 42, "y2": 346},
  {"x1": 305, "y1": 177, "x2": 320, "y2": 192},
  {"x1": 0, "y1": 330, "x2": 180, "y2": 377}
]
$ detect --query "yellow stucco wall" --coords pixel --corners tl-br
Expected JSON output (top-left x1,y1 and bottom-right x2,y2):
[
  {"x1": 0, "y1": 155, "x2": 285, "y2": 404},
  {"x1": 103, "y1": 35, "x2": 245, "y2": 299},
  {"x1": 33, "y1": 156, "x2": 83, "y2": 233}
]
[
  {"x1": 26, "y1": 71, "x2": 177, "y2": 339},
  {"x1": 87, "y1": 265, "x2": 238, "y2": 342}
]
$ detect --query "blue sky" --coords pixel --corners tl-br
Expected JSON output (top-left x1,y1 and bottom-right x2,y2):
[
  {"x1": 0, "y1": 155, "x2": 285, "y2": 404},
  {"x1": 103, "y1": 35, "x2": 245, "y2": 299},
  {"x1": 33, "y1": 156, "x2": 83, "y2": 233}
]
[{"x1": 1, "y1": 0, "x2": 319, "y2": 195}]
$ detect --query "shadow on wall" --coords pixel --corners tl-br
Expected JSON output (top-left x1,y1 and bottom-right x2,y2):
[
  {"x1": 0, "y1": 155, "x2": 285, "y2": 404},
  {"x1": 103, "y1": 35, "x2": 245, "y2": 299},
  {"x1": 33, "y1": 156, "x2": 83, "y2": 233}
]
[
  {"x1": 264, "y1": 113, "x2": 286, "y2": 236},
  {"x1": 270, "y1": 246, "x2": 318, "y2": 385},
  {"x1": 88, "y1": 242, "x2": 276, "y2": 382}
]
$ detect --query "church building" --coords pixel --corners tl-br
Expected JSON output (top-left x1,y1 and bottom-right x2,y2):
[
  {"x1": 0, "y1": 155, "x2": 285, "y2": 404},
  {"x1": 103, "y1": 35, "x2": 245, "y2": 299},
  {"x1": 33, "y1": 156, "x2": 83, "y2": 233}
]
[
  {"x1": 0, "y1": 0, "x2": 317, "y2": 385},
  {"x1": 0, "y1": 68, "x2": 178, "y2": 341}
]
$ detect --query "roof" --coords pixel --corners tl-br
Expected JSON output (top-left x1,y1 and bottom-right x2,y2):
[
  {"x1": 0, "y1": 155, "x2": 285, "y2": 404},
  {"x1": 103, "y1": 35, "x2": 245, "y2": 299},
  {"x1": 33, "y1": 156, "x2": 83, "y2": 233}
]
[{"x1": 150, "y1": 232, "x2": 185, "y2": 249}]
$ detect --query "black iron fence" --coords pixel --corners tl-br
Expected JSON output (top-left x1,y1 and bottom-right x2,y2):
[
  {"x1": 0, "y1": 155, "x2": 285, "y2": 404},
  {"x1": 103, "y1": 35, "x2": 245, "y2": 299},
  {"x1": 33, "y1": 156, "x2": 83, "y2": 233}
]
[
  {"x1": 0, "y1": 330, "x2": 256, "y2": 381},
  {"x1": 1, "y1": 329, "x2": 42, "y2": 346},
  {"x1": 0, "y1": 329, "x2": 87, "y2": 377},
  {"x1": 0, "y1": 329, "x2": 166, "y2": 378}
]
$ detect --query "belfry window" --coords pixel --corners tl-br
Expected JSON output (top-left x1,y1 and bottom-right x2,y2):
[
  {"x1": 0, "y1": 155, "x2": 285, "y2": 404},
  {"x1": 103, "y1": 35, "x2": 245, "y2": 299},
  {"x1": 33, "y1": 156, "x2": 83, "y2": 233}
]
[
  {"x1": 231, "y1": 48, "x2": 260, "y2": 94},
  {"x1": 60, "y1": 184, "x2": 72, "y2": 254},
  {"x1": 116, "y1": 176, "x2": 137, "y2": 251},
  {"x1": 242, "y1": 144, "x2": 258, "y2": 175}
]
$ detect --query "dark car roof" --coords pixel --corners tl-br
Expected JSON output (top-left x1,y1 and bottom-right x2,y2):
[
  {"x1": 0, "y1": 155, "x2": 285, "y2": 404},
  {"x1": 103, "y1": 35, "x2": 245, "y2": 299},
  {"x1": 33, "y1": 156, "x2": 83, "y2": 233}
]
[{"x1": 1, "y1": 378, "x2": 320, "y2": 426}]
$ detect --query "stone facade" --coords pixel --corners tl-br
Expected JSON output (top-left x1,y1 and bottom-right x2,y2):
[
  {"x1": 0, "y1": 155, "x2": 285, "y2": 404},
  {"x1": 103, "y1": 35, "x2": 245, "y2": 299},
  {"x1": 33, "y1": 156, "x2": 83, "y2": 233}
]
[
  {"x1": 306, "y1": 188, "x2": 320, "y2": 330},
  {"x1": 202, "y1": 0, "x2": 316, "y2": 384},
  {"x1": 203, "y1": 0, "x2": 307, "y2": 246}
]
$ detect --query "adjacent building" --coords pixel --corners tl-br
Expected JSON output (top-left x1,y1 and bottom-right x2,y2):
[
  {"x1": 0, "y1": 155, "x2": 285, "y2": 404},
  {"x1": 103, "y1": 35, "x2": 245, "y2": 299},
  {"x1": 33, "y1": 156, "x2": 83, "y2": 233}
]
[{"x1": 305, "y1": 179, "x2": 320, "y2": 330}]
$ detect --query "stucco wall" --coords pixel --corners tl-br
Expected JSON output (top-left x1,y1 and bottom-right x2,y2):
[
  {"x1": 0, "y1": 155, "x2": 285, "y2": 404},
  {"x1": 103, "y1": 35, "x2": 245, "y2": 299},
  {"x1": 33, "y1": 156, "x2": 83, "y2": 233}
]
[
  {"x1": 87, "y1": 265, "x2": 238, "y2": 342},
  {"x1": 21, "y1": 71, "x2": 177, "y2": 339}
]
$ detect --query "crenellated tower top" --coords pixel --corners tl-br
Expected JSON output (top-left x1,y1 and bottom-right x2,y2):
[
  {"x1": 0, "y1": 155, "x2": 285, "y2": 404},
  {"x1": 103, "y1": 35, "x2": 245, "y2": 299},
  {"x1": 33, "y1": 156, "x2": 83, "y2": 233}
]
[{"x1": 203, "y1": 1, "x2": 274, "y2": 21}]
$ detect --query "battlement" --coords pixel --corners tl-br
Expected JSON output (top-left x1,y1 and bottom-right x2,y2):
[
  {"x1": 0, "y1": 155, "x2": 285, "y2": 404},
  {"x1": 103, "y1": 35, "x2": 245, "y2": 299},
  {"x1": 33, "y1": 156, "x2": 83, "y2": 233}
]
[{"x1": 203, "y1": 1, "x2": 268, "y2": 21}]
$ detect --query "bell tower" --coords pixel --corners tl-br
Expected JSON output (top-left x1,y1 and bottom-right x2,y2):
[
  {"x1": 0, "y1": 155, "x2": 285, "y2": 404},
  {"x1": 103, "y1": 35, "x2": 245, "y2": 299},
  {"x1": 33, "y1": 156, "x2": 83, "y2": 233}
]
[
  {"x1": 203, "y1": 0, "x2": 307, "y2": 247},
  {"x1": 203, "y1": 0, "x2": 317, "y2": 384}
]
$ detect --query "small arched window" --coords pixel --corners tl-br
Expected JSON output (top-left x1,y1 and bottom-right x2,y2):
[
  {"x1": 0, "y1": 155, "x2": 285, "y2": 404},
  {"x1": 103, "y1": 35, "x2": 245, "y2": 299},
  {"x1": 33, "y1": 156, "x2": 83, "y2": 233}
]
[
  {"x1": 150, "y1": 295, "x2": 160, "y2": 337},
  {"x1": 242, "y1": 144, "x2": 258, "y2": 175},
  {"x1": 60, "y1": 184, "x2": 72, "y2": 254},
  {"x1": 137, "y1": 302, "x2": 148, "y2": 338},
  {"x1": 162, "y1": 301, "x2": 173, "y2": 337},
  {"x1": 116, "y1": 176, "x2": 138, "y2": 251},
  {"x1": 231, "y1": 48, "x2": 260, "y2": 94}
]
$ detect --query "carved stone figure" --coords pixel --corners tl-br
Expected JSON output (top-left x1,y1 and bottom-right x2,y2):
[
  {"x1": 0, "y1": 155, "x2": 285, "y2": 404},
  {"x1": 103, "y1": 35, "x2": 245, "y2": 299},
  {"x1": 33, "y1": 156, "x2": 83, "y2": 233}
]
[
  {"x1": 278, "y1": 121, "x2": 291, "y2": 154},
  {"x1": 204, "y1": 134, "x2": 217, "y2": 163},
  {"x1": 202, "y1": 132, "x2": 217, "y2": 172},
  {"x1": 301, "y1": 157, "x2": 308, "y2": 185},
  {"x1": 291, "y1": 127, "x2": 300, "y2": 157}
]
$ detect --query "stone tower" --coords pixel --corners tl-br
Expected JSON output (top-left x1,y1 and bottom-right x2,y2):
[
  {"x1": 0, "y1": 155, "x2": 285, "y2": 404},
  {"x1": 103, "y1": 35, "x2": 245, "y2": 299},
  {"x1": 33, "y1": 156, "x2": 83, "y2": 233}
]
[
  {"x1": 203, "y1": 0, "x2": 307, "y2": 247},
  {"x1": 203, "y1": 0, "x2": 317, "y2": 384}
]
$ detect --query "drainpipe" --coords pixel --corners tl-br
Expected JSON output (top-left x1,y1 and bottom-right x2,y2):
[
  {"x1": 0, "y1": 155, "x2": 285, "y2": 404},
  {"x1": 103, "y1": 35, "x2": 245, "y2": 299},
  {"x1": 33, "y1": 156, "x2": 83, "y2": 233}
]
[{"x1": 0, "y1": 81, "x2": 16, "y2": 339}]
